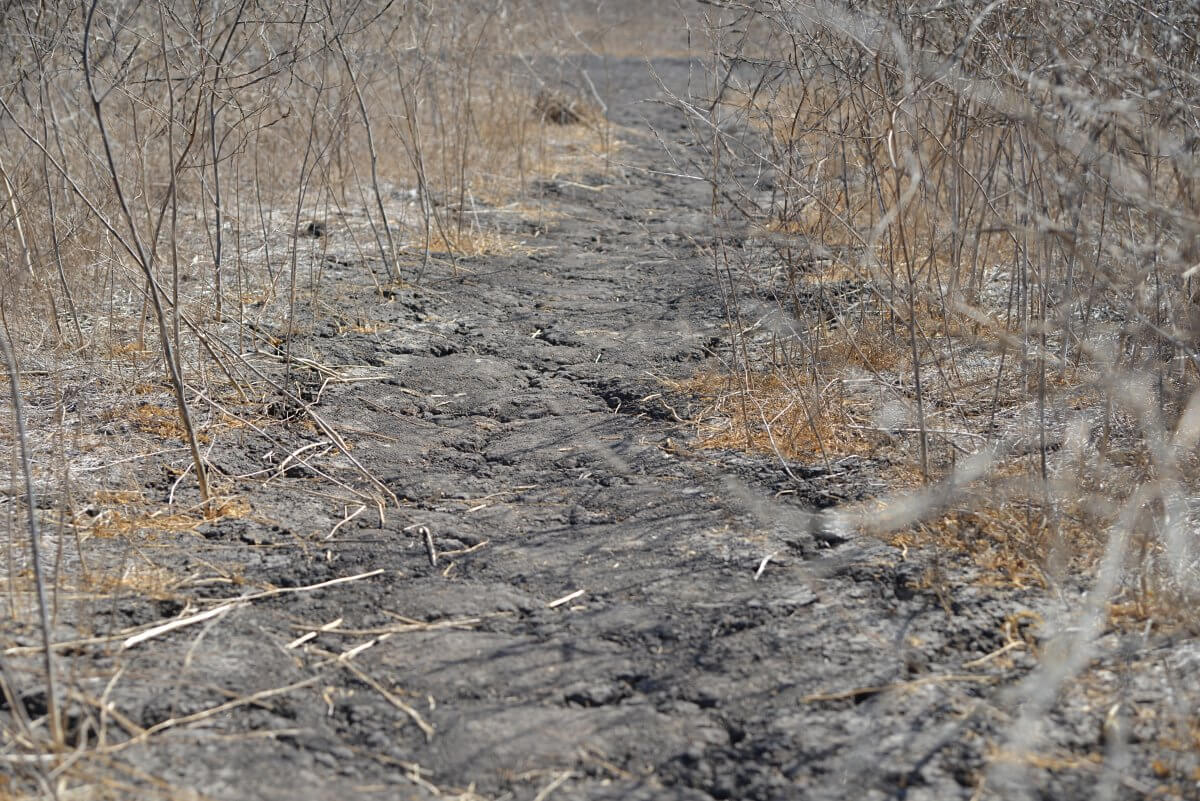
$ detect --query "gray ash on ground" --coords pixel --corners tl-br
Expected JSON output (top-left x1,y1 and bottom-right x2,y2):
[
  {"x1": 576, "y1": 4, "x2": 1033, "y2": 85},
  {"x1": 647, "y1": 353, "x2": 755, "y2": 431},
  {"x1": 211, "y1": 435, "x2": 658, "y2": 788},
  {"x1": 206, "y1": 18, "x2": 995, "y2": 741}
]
[{"x1": 4, "y1": 45, "x2": 1195, "y2": 801}]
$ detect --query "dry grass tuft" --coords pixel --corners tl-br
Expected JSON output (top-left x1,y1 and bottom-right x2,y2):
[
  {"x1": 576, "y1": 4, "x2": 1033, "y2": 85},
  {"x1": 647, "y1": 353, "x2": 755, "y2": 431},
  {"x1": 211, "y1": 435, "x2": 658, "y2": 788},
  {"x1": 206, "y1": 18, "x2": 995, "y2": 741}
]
[
  {"x1": 891, "y1": 500, "x2": 1099, "y2": 590},
  {"x1": 534, "y1": 90, "x2": 600, "y2": 126},
  {"x1": 673, "y1": 2, "x2": 1200, "y2": 686},
  {"x1": 678, "y1": 368, "x2": 880, "y2": 464},
  {"x1": 412, "y1": 227, "x2": 541, "y2": 259}
]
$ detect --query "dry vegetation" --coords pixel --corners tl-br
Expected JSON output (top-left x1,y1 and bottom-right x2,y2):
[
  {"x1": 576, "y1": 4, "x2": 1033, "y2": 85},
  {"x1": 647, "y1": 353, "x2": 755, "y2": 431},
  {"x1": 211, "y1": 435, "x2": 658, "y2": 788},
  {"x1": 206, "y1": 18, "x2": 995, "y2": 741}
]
[
  {"x1": 4, "y1": 0, "x2": 1200, "y2": 795},
  {"x1": 671, "y1": 1, "x2": 1200, "y2": 787},
  {"x1": 680, "y1": 0, "x2": 1200, "y2": 602},
  {"x1": 0, "y1": 0, "x2": 617, "y2": 787}
]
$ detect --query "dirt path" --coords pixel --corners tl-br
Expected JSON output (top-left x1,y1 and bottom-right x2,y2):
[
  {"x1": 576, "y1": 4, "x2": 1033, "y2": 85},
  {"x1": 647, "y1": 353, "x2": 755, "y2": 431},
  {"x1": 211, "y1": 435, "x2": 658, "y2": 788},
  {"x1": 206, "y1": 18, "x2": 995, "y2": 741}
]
[{"x1": 19, "y1": 54, "x2": 1179, "y2": 801}]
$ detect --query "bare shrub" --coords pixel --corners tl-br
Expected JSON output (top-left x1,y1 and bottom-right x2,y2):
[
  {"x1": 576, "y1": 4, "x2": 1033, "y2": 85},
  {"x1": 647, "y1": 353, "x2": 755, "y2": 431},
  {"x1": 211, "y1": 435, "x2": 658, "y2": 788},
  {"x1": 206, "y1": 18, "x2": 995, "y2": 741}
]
[
  {"x1": 675, "y1": 0, "x2": 1200, "y2": 791},
  {"x1": 0, "y1": 0, "x2": 609, "y2": 785}
]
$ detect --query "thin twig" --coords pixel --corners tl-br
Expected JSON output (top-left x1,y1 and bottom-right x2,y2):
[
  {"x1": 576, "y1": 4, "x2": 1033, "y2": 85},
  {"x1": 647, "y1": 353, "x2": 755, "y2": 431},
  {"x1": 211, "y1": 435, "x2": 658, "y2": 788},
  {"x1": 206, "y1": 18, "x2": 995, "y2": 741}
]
[
  {"x1": 339, "y1": 661, "x2": 435, "y2": 741},
  {"x1": 122, "y1": 602, "x2": 244, "y2": 650},
  {"x1": 0, "y1": 328, "x2": 61, "y2": 744},
  {"x1": 110, "y1": 676, "x2": 321, "y2": 750},
  {"x1": 547, "y1": 589, "x2": 585, "y2": 608}
]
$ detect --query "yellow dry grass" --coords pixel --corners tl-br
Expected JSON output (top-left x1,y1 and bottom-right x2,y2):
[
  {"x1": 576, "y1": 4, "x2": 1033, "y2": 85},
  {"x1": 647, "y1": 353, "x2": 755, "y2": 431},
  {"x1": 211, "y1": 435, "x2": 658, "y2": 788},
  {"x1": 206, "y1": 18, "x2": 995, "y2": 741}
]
[
  {"x1": 729, "y1": 78, "x2": 1033, "y2": 303},
  {"x1": 82, "y1": 563, "x2": 180, "y2": 600},
  {"x1": 82, "y1": 491, "x2": 251, "y2": 539},
  {"x1": 1109, "y1": 579, "x2": 1200, "y2": 634},
  {"x1": 677, "y1": 369, "x2": 881, "y2": 463},
  {"x1": 688, "y1": 63, "x2": 1195, "y2": 607},
  {"x1": 410, "y1": 227, "x2": 538, "y2": 259},
  {"x1": 890, "y1": 500, "x2": 1096, "y2": 590},
  {"x1": 130, "y1": 404, "x2": 211, "y2": 443},
  {"x1": 371, "y1": 82, "x2": 622, "y2": 213}
]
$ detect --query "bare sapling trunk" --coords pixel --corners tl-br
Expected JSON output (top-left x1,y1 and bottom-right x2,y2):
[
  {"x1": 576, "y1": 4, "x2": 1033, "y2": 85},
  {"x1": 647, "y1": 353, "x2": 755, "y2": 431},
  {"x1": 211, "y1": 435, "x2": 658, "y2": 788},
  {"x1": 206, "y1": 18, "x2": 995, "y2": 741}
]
[
  {"x1": 82, "y1": 0, "x2": 210, "y2": 507},
  {"x1": 0, "y1": 330, "x2": 61, "y2": 746}
]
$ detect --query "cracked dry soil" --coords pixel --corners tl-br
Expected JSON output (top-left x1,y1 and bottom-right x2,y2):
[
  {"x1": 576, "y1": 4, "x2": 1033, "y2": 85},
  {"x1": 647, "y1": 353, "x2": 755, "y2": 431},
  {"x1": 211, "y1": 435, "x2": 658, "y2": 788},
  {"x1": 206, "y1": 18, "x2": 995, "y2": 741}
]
[{"x1": 8, "y1": 51, "x2": 1191, "y2": 801}]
